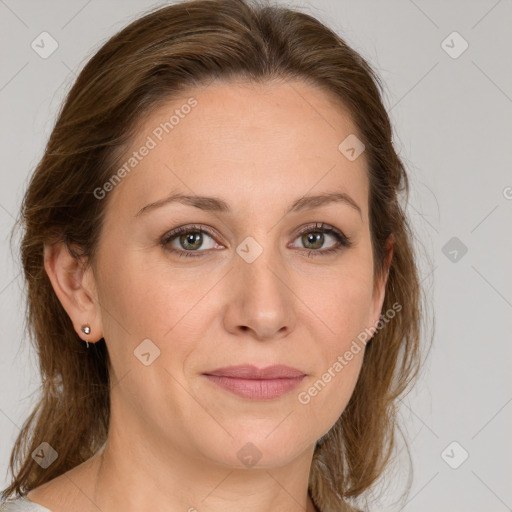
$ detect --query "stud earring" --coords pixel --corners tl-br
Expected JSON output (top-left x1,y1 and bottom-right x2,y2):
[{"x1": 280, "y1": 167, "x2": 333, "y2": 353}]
[{"x1": 81, "y1": 324, "x2": 91, "y2": 349}]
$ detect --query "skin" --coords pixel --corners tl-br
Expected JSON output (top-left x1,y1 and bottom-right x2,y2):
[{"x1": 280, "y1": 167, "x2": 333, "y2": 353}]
[{"x1": 33, "y1": 79, "x2": 393, "y2": 512}]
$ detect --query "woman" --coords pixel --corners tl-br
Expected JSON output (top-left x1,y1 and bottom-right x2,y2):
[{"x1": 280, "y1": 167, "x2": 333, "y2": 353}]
[{"x1": 1, "y1": 0, "x2": 427, "y2": 510}]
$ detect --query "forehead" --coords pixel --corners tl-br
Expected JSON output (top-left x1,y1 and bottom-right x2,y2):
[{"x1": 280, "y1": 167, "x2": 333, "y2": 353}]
[{"x1": 106, "y1": 79, "x2": 369, "y2": 219}]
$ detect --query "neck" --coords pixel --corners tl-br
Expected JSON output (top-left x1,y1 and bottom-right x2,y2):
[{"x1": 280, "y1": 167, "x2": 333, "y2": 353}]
[{"x1": 90, "y1": 430, "x2": 319, "y2": 512}]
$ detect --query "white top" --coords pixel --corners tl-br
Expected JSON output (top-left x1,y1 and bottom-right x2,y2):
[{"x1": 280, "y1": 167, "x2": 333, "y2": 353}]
[{"x1": 0, "y1": 497, "x2": 52, "y2": 511}]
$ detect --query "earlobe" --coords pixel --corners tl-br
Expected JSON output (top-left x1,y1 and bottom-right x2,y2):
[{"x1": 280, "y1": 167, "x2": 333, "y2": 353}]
[{"x1": 43, "y1": 242, "x2": 103, "y2": 343}]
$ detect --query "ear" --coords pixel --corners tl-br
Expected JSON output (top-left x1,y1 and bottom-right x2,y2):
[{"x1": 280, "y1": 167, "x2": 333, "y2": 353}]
[
  {"x1": 370, "y1": 233, "x2": 395, "y2": 330},
  {"x1": 43, "y1": 241, "x2": 103, "y2": 343}
]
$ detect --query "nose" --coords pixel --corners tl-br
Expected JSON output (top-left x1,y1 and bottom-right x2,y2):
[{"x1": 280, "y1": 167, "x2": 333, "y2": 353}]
[{"x1": 222, "y1": 249, "x2": 297, "y2": 341}]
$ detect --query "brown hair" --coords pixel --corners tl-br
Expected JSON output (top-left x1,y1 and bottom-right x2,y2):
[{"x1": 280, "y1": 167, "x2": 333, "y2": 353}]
[{"x1": 4, "y1": 0, "x2": 431, "y2": 510}]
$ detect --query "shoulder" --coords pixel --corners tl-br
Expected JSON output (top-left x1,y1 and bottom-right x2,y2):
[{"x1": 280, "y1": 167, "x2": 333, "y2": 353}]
[
  {"x1": 0, "y1": 497, "x2": 53, "y2": 512},
  {"x1": 10, "y1": 456, "x2": 101, "y2": 512}
]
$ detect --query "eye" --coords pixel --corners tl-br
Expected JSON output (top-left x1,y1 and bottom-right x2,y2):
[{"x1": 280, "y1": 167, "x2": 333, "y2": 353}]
[
  {"x1": 290, "y1": 222, "x2": 352, "y2": 257},
  {"x1": 160, "y1": 224, "x2": 221, "y2": 258},
  {"x1": 160, "y1": 222, "x2": 352, "y2": 259}
]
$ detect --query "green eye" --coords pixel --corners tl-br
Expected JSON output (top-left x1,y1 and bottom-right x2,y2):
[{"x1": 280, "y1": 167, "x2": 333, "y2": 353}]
[{"x1": 161, "y1": 222, "x2": 352, "y2": 259}]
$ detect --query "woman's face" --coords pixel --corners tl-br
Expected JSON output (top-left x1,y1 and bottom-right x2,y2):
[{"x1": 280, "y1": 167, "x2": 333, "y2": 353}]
[{"x1": 89, "y1": 79, "x2": 389, "y2": 468}]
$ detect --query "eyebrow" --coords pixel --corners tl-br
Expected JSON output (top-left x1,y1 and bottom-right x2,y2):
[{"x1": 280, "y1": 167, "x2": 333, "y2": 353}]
[{"x1": 135, "y1": 191, "x2": 362, "y2": 219}]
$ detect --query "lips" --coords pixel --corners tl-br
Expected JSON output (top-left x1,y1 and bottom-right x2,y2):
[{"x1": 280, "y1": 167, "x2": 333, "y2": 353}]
[
  {"x1": 203, "y1": 364, "x2": 306, "y2": 379},
  {"x1": 202, "y1": 364, "x2": 307, "y2": 399}
]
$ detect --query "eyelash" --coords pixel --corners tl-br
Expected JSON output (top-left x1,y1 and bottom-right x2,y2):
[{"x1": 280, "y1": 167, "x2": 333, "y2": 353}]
[{"x1": 160, "y1": 222, "x2": 352, "y2": 259}]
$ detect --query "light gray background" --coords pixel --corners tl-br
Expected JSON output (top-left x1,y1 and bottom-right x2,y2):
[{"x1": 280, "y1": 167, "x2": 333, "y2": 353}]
[{"x1": 1, "y1": 1, "x2": 511, "y2": 511}]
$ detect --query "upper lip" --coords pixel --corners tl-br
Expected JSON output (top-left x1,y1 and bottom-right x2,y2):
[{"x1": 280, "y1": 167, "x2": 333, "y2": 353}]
[{"x1": 203, "y1": 364, "x2": 306, "y2": 379}]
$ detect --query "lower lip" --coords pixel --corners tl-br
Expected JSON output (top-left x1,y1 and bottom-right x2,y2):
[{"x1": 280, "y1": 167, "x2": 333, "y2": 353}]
[{"x1": 203, "y1": 375, "x2": 305, "y2": 400}]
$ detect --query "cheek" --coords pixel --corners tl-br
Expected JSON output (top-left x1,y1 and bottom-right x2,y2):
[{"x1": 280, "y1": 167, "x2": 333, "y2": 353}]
[
  {"x1": 295, "y1": 258, "x2": 373, "y2": 422},
  {"x1": 95, "y1": 256, "x2": 199, "y2": 422},
  {"x1": 94, "y1": 250, "x2": 171, "y2": 375},
  {"x1": 298, "y1": 344, "x2": 364, "y2": 440},
  {"x1": 96, "y1": 250, "x2": 211, "y2": 371},
  {"x1": 97, "y1": 245, "x2": 176, "y2": 332},
  {"x1": 308, "y1": 263, "x2": 375, "y2": 343}
]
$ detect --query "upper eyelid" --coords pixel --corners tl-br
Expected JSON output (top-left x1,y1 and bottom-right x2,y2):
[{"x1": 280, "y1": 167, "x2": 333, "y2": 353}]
[{"x1": 162, "y1": 223, "x2": 345, "y2": 246}]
